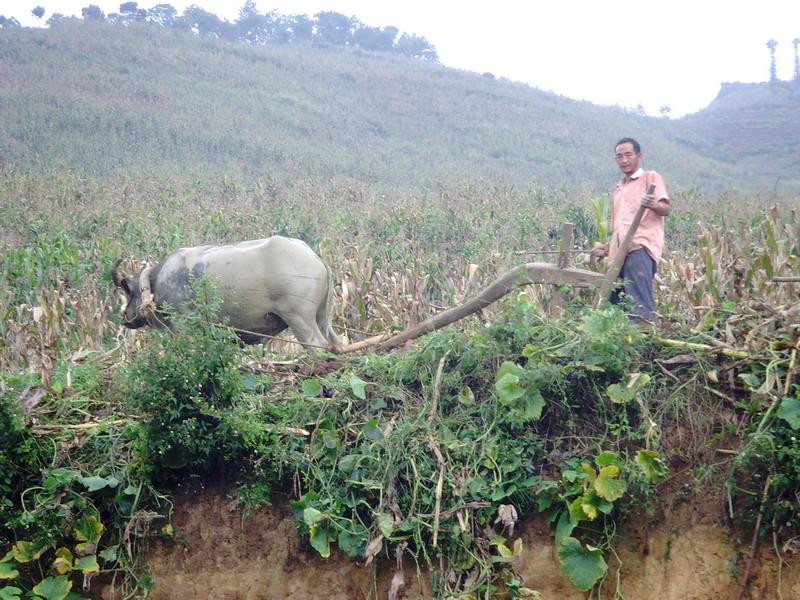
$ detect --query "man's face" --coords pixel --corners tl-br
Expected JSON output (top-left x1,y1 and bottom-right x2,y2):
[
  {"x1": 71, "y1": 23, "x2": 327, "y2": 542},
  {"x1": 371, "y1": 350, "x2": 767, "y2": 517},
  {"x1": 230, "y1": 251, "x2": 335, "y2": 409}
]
[{"x1": 614, "y1": 143, "x2": 641, "y2": 176}]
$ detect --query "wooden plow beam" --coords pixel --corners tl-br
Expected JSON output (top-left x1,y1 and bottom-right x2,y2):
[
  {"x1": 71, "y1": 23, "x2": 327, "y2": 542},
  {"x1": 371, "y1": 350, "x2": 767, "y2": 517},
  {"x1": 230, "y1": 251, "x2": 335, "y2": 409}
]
[{"x1": 339, "y1": 223, "x2": 602, "y2": 353}]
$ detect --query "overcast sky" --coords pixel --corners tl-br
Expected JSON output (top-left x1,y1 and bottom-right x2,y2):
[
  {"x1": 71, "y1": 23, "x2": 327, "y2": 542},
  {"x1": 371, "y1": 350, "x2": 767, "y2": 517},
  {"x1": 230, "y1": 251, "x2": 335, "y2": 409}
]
[{"x1": 5, "y1": 0, "x2": 800, "y2": 117}]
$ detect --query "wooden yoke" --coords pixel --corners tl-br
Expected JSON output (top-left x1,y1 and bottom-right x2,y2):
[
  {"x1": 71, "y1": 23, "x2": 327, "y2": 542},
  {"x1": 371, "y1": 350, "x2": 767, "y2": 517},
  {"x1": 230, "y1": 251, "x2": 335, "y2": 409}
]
[{"x1": 594, "y1": 182, "x2": 656, "y2": 307}]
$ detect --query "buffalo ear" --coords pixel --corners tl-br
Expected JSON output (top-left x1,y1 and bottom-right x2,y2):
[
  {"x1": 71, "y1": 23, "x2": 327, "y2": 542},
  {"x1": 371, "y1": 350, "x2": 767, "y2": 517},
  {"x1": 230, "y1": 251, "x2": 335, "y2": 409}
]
[
  {"x1": 120, "y1": 277, "x2": 132, "y2": 295},
  {"x1": 111, "y1": 259, "x2": 127, "y2": 289}
]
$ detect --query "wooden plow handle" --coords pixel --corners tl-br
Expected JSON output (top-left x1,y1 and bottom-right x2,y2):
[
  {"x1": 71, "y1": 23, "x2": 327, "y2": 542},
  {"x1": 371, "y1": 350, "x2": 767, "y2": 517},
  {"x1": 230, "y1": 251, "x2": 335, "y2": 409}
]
[{"x1": 594, "y1": 182, "x2": 656, "y2": 307}]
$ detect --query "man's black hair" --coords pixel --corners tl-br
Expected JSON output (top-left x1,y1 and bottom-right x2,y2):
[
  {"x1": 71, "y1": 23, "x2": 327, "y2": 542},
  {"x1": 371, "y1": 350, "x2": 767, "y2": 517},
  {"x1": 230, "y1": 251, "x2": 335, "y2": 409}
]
[{"x1": 615, "y1": 137, "x2": 641, "y2": 154}]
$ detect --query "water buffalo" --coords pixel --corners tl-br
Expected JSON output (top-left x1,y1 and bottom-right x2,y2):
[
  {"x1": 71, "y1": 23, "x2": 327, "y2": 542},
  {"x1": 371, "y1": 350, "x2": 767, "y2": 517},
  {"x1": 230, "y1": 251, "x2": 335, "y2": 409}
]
[{"x1": 111, "y1": 236, "x2": 342, "y2": 351}]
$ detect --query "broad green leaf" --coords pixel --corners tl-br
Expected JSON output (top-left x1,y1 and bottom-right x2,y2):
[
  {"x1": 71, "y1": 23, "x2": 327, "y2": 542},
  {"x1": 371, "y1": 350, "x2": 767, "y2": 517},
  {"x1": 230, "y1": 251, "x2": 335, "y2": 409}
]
[
  {"x1": 562, "y1": 469, "x2": 580, "y2": 482},
  {"x1": 301, "y1": 379, "x2": 322, "y2": 398},
  {"x1": 594, "y1": 451, "x2": 619, "y2": 468},
  {"x1": 0, "y1": 563, "x2": 19, "y2": 581},
  {"x1": 349, "y1": 375, "x2": 367, "y2": 400},
  {"x1": 79, "y1": 475, "x2": 119, "y2": 492},
  {"x1": 777, "y1": 397, "x2": 800, "y2": 430},
  {"x1": 302, "y1": 507, "x2": 325, "y2": 527},
  {"x1": 52, "y1": 548, "x2": 73, "y2": 575},
  {"x1": 376, "y1": 512, "x2": 394, "y2": 538},
  {"x1": 1, "y1": 552, "x2": 13, "y2": 563},
  {"x1": 595, "y1": 465, "x2": 627, "y2": 502},
  {"x1": 73, "y1": 516, "x2": 104, "y2": 545},
  {"x1": 65, "y1": 593, "x2": 91, "y2": 600},
  {"x1": 321, "y1": 429, "x2": 339, "y2": 449},
  {"x1": 310, "y1": 525, "x2": 331, "y2": 558},
  {"x1": 495, "y1": 372, "x2": 524, "y2": 404},
  {"x1": 493, "y1": 543, "x2": 514, "y2": 561},
  {"x1": 567, "y1": 497, "x2": 585, "y2": 523},
  {"x1": 363, "y1": 419, "x2": 384, "y2": 441},
  {"x1": 558, "y1": 538, "x2": 608, "y2": 592},
  {"x1": 606, "y1": 383, "x2": 633, "y2": 404},
  {"x1": 606, "y1": 372, "x2": 651, "y2": 404},
  {"x1": 338, "y1": 454, "x2": 358, "y2": 474},
  {"x1": 12, "y1": 541, "x2": 45, "y2": 563},
  {"x1": 522, "y1": 387, "x2": 546, "y2": 421},
  {"x1": 0, "y1": 586, "x2": 22, "y2": 600},
  {"x1": 497, "y1": 360, "x2": 525, "y2": 380},
  {"x1": 626, "y1": 372, "x2": 651, "y2": 391},
  {"x1": 32, "y1": 576, "x2": 72, "y2": 600},
  {"x1": 635, "y1": 450, "x2": 668, "y2": 483},
  {"x1": 739, "y1": 373, "x2": 761, "y2": 390},
  {"x1": 513, "y1": 538, "x2": 523, "y2": 555},
  {"x1": 457, "y1": 386, "x2": 475, "y2": 405},
  {"x1": 369, "y1": 397, "x2": 387, "y2": 411},
  {"x1": 580, "y1": 489, "x2": 613, "y2": 519},
  {"x1": 74, "y1": 555, "x2": 100, "y2": 576},
  {"x1": 580, "y1": 463, "x2": 597, "y2": 486},
  {"x1": 337, "y1": 524, "x2": 368, "y2": 558},
  {"x1": 74, "y1": 542, "x2": 98, "y2": 557},
  {"x1": 98, "y1": 546, "x2": 118, "y2": 563},
  {"x1": 42, "y1": 468, "x2": 79, "y2": 491}
]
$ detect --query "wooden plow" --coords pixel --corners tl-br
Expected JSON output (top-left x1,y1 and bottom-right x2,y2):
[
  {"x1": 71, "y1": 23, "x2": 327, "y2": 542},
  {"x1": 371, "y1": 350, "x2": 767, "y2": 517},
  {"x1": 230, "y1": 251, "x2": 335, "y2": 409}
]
[
  {"x1": 338, "y1": 222, "x2": 604, "y2": 354},
  {"x1": 339, "y1": 183, "x2": 659, "y2": 354}
]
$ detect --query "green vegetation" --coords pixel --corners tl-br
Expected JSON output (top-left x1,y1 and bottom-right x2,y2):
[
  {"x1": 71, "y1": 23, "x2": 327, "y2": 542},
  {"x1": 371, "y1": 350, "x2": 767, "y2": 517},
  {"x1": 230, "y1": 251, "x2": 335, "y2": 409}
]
[{"x1": 0, "y1": 165, "x2": 797, "y2": 597}]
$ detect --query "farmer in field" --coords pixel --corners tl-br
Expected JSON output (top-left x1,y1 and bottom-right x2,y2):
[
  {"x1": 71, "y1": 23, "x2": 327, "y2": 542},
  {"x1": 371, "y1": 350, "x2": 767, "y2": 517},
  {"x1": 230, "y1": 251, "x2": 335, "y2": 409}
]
[{"x1": 592, "y1": 137, "x2": 670, "y2": 322}]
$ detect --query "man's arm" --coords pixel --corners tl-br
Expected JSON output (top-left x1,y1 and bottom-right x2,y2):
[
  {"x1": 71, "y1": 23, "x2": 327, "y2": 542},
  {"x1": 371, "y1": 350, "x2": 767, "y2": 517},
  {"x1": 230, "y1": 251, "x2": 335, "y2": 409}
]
[
  {"x1": 640, "y1": 194, "x2": 670, "y2": 217},
  {"x1": 642, "y1": 172, "x2": 670, "y2": 217}
]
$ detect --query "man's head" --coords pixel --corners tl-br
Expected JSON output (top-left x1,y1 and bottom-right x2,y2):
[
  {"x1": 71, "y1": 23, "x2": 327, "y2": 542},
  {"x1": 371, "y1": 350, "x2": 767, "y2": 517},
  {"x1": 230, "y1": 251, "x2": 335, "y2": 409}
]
[{"x1": 614, "y1": 137, "x2": 641, "y2": 177}]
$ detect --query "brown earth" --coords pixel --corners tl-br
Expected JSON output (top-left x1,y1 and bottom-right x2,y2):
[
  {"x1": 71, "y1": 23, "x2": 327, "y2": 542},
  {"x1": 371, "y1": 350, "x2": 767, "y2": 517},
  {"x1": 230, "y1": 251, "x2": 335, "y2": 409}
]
[{"x1": 100, "y1": 483, "x2": 800, "y2": 600}]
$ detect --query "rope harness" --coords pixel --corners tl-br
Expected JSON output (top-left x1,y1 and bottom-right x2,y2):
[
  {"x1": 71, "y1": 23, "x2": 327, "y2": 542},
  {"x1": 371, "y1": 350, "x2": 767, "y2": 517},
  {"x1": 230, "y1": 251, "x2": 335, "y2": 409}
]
[{"x1": 137, "y1": 265, "x2": 157, "y2": 318}]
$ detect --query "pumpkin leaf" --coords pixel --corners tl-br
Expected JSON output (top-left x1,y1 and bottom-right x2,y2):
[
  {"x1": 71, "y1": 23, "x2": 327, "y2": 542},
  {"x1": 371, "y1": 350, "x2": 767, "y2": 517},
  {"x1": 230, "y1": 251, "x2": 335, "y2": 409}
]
[
  {"x1": 337, "y1": 523, "x2": 368, "y2": 558},
  {"x1": 12, "y1": 541, "x2": 45, "y2": 564},
  {"x1": 0, "y1": 586, "x2": 22, "y2": 600},
  {"x1": 777, "y1": 397, "x2": 800, "y2": 430},
  {"x1": 558, "y1": 538, "x2": 608, "y2": 592},
  {"x1": 74, "y1": 555, "x2": 100, "y2": 576},
  {"x1": 349, "y1": 375, "x2": 367, "y2": 400},
  {"x1": 595, "y1": 465, "x2": 627, "y2": 502},
  {"x1": 302, "y1": 507, "x2": 325, "y2": 528},
  {"x1": 635, "y1": 450, "x2": 668, "y2": 483},
  {"x1": 52, "y1": 548, "x2": 73, "y2": 575},
  {"x1": 310, "y1": 524, "x2": 332, "y2": 558},
  {"x1": 32, "y1": 576, "x2": 72, "y2": 600},
  {"x1": 79, "y1": 475, "x2": 119, "y2": 492},
  {"x1": 301, "y1": 379, "x2": 322, "y2": 398},
  {"x1": 376, "y1": 512, "x2": 394, "y2": 538},
  {"x1": 73, "y1": 515, "x2": 104, "y2": 545},
  {"x1": 0, "y1": 563, "x2": 19, "y2": 581}
]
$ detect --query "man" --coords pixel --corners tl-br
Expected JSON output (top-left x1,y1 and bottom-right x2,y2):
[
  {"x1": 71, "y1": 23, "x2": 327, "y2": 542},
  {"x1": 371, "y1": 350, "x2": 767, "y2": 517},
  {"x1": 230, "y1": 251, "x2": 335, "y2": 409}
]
[{"x1": 593, "y1": 138, "x2": 670, "y2": 322}]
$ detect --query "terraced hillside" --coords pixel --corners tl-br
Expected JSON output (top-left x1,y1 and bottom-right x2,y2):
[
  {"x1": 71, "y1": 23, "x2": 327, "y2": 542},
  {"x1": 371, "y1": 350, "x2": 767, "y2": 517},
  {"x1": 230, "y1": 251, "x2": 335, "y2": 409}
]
[{"x1": 0, "y1": 19, "x2": 783, "y2": 193}]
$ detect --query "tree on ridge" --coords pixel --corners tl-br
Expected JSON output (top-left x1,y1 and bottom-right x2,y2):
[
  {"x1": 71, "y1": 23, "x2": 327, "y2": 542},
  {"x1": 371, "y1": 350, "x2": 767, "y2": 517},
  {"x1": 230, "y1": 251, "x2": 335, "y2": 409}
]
[{"x1": 767, "y1": 39, "x2": 778, "y2": 82}]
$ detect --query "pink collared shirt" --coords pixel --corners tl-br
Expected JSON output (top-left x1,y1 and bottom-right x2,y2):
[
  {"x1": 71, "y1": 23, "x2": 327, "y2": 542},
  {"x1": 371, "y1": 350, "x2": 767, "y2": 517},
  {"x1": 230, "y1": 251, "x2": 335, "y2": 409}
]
[{"x1": 609, "y1": 168, "x2": 669, "y2": 263}]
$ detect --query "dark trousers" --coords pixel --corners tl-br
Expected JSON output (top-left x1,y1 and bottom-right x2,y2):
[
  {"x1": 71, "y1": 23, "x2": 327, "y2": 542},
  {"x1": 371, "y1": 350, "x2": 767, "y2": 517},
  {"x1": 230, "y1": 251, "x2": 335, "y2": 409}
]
[{"x1": 609, "y1": 248, "x2": 657, "y2": 321}]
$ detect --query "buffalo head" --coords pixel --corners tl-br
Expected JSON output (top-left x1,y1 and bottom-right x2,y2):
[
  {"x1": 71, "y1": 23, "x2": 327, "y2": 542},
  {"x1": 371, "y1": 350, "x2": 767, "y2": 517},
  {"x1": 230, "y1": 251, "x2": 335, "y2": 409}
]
[{"x1": 111, "y1": 259, "x2": 155, "y2": 329}]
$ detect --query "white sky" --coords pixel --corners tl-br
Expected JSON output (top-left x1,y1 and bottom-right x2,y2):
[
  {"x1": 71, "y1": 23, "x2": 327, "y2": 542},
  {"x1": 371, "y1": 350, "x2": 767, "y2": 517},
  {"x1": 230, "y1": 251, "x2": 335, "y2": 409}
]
[{"x1": 5, "y1": 0, "x2": 800, "y2": 117}]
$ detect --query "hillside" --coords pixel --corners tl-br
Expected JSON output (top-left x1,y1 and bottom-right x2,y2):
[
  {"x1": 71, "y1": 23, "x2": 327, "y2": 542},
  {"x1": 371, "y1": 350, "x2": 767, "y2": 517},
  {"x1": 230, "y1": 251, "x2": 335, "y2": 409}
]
[
  {"x1": 679, "y1": 79, "x2": 800, "y2": 195},
  {"x1": 1, "y1": 19, "x2": 786, "y2": 194}
]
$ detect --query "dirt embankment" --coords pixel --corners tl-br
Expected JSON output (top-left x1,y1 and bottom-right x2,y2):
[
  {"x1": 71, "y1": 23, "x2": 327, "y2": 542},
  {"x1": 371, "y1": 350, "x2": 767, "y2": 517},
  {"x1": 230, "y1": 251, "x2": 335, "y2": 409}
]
[{"x1": 104, "y1": 485, "x2": 800, "y2": 600}]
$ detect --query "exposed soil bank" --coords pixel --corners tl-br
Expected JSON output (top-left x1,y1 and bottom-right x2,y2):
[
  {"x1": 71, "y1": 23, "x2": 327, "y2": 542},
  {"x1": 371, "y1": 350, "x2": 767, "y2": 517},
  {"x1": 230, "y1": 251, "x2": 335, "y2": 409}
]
[{"x1": 106, "y1": 485, "x2": 800, "y2": 600}]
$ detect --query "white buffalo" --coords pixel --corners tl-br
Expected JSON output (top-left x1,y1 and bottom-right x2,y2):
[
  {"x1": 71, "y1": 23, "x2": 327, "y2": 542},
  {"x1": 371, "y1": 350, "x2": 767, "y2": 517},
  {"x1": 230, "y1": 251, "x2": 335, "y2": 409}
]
[{"x1": 111, "y1": 236, "x2": 342, "y2": 351}]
